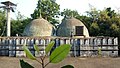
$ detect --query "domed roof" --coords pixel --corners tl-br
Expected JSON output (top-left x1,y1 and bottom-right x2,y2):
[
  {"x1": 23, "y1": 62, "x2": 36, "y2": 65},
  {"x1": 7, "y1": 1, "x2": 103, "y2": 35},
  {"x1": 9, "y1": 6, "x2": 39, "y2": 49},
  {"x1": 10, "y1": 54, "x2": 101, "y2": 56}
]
[
  {"x1": 56, "y1": 17, "x2": 89, "y2": 37},
  {"x1": 23, "y1": 18, "x2": 54, "y2": 36}
]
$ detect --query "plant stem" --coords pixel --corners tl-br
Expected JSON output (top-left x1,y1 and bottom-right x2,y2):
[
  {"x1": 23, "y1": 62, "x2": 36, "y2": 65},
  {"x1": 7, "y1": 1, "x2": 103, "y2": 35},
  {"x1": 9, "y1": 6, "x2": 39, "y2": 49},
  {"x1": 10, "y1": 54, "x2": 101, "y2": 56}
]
[
  {"x1": 44, "y1": 61, "x2": 50, "y2": 68},
  {"x1": 43, "y1": 54, "x2": 47, "y2": 60},
  {"x1": 41, "y1": 58, "x2": 45, "y2": 68},
  {"x1": 36, "y1": 59, "x2": 42, "y2": 64}
]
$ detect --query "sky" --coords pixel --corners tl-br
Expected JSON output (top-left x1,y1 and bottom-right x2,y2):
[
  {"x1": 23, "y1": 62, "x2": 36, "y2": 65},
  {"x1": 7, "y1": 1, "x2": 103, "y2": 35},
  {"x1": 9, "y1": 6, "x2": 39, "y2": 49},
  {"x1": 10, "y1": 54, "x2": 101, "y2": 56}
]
[{"x1": 0, "y1": 0, "x2": 120, "y2": 19}]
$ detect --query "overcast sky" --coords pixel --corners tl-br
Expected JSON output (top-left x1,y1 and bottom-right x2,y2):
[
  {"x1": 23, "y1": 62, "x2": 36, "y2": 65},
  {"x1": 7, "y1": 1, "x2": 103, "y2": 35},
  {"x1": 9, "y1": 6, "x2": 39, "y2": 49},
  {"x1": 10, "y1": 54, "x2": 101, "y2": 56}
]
[{"x1": 0, "y1": 0, "x2": 120, "y2": 19}]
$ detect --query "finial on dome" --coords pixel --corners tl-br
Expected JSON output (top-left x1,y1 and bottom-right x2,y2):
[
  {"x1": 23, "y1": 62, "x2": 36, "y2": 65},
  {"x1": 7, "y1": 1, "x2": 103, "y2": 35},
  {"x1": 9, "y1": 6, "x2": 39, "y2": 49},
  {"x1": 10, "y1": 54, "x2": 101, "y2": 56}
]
[{"x1": 39, "y1": 9, "x2": 42, "y2": 18}]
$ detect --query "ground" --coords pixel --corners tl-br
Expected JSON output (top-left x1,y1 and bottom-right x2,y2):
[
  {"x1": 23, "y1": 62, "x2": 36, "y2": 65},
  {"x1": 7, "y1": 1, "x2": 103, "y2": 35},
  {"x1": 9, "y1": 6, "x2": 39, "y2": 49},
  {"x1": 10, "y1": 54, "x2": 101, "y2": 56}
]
[{"x1": 0, "y1": 57, "x2": 120, "y2": 68}]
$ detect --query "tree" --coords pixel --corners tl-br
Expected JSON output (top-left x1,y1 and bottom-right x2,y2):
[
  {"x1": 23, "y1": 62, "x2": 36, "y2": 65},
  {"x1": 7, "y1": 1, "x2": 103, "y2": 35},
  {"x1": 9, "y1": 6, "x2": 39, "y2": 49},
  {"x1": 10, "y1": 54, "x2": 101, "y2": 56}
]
[
  {"x1": 61, "y1": 9, "x2": 80, "y2": 19},
  {"x1": 11, "y1": 11, "x2": 32, "y2": 36},
  {"x1": 31, "y1": 0, "x2": 60, "y2": 26},
  {"x1": 0, "y1": 10, "x2": 6, "y2": 36},
  {"x1": 85, "y1": 7, "x2": 120, "y2": 36},
  {"x1": 83, "y1": 7, "x2": 120, "y2": 51},
  {"x1": 11, "y1": 18, "x2": 31, "y2": 36},
  {"x1": 0, "y1": 9, "x2": 31, "y2": 36},
  {"x1": 90, "y1": 22, "x2": 100, "y2": 36}
]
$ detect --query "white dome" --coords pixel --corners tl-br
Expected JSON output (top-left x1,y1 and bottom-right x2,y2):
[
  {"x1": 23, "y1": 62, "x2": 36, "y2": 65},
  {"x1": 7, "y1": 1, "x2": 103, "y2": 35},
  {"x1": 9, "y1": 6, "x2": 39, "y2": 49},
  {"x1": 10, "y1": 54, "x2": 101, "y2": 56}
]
[
  {"x1": 57, "y1": 17, "x2": 89, "y2": 37},
  {"x1": 23, "y1": 18, "x2": 54, "y2": 36}
]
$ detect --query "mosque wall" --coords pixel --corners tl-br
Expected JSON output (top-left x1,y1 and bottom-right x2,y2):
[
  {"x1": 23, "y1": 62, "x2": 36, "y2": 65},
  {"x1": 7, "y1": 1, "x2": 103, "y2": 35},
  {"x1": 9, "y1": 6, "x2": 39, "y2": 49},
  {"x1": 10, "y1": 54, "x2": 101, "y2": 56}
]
[{"x1": 0, "y1": 36, "x2": 118, "y2": 57}]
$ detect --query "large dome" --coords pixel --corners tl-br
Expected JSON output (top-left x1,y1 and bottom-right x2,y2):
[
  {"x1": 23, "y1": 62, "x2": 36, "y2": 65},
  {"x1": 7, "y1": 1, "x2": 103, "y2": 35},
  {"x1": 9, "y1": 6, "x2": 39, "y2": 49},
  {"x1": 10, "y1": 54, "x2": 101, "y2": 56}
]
[
  {"x1": 56, "y1": 17, "x2": 89, "y2": 37},
  {"x1": 23, "y1": 18, "x2": 54, "y2": 36}
]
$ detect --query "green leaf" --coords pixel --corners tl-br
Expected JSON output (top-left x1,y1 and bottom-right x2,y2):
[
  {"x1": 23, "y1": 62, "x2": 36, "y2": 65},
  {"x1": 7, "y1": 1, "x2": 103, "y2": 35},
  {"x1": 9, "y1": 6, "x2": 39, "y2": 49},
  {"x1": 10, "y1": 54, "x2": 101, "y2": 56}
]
[
  {"x1": 61, "y1": 65, "x2": 74, "y2": 68},
  {"x1": 34, "y1": 44, "x2": 39, "y2": 53},
  {"x1": 23, "y1": 45, "x2": 36, "y2": 60},
  {"x1": 45, "y1": 41, "x2": 55, "y2": 54},
  {"x1": 20, "y1": 59, "x2": 34, "y2": 68},
  {"x1": 50, "y1": 44, "x2": 71, "y2": 63}
]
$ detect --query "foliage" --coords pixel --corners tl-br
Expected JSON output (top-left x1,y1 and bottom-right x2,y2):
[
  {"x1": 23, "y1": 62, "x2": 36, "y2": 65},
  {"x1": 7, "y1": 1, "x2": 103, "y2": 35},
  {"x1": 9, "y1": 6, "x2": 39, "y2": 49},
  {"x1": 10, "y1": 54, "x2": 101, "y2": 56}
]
[
  {"x1": 11, "y1": 11, "x2": 32, "y2": 36},
  {"x1": 23, "y1": 45, "x2": 36, "y2": 60},
  {"x1": 11, "y1": 17, "x2": 31, "y2": 36},
  {"x1": 0, "y1": 10, "x2": 31, "y2": 36},
  {"x1": 83, "y1": 7, "x2": 120, "y2": 37},
  {"x1": 34, "y1": 44, "x2": 40, "y2": 53},
  {"x1": 50, "y1": 44, "x2": 70, "y2": 63},
  {"x1": 82, "y1": 7, "x2": 120, "y2": 47},
  {"x1": 31, "y1": 0, "x2": 60, "y2": 26},
  {"x1": 61, "y1": 9, "x2": 80, "y2": 19},
  {"x1": 61, "y1": 65, "x2": 74, "y2": 68},
  {"x1": 20, "y1": 59, "x2": 34, "y2": 68},
  {"x1": 90, "y1": 22, "x2": 100, "y2": 36},
  {"x1": 20, "y1": 41, "x2": 73, "y2": 68},
  {"x1": 0, "y1": 10, "x2": 6, "y2": 36},
  {"x1": 45, "y1": 41, "x2": 55, "y2": 54}
]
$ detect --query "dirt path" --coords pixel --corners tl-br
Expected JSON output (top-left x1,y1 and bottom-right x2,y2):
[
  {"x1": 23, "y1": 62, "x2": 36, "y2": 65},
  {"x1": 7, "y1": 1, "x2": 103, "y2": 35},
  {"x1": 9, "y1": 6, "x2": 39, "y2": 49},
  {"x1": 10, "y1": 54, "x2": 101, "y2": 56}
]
[{"x1": 0, "y1": 57, "x2": 120, "y2": 68}]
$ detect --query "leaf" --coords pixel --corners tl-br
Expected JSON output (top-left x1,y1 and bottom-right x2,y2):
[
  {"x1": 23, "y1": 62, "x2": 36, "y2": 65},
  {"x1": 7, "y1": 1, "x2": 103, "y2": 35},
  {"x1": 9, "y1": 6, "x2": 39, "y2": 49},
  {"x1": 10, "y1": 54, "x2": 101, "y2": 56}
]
[
  {"x1": 20, "y1": 59, "x2": 34, "y2": 68},
  {"x1": 50, "y1": 44, "x2": 71, "y2": 63},
  {"x1": 45, "y1": 41, "x2": 55, "y2": 54},
  {"x1": 61, "y1": 65, "x2": 74, "y2": 68},
  {"x1": 34, "y1": 44, "x2": 39, "y2": 53},
  {"x1": 23, "y1": 45, "x2": 36, "y2": 60}
]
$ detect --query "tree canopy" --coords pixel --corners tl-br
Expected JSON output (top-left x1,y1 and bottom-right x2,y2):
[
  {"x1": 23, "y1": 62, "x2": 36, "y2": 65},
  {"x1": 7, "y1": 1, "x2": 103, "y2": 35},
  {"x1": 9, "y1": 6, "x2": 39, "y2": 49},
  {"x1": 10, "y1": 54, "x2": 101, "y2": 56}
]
[
  {"x1": 61, "y1": 9, "x2": 80, "y2": 19},
  {"x1": 0, "y1": 10, "x2": 6, "y2": 36},
  {"x1": 85, "y1": 7, "x2": 120, "y2": 37},
  {"x1": 31, "y1": 0, "x2": 60, "y2": 26}
]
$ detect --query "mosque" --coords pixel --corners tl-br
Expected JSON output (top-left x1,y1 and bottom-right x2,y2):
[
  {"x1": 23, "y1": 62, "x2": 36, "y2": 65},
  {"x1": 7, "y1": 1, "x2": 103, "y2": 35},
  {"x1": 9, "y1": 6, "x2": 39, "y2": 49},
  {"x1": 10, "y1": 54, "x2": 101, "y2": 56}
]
[
  {"x1": 23, "y1": 17, "x2": 89, "y2": 37},
  {"x1": 0, "y1": 1, "x2": 118, "y2": 57},
  {"x1": 0, "y1": 16, "x2": 118, "y2": 57}
]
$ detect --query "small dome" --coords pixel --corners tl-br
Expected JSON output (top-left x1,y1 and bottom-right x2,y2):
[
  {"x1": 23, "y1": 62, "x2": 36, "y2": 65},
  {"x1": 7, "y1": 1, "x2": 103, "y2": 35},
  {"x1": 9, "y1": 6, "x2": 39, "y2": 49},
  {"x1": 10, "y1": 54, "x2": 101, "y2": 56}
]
[
  {"x1": 56, "y1": 17, "x2": 89, "y2": 37},
  {"x1": 23, "y1": 18, "x2": 54, "y2": 36}
]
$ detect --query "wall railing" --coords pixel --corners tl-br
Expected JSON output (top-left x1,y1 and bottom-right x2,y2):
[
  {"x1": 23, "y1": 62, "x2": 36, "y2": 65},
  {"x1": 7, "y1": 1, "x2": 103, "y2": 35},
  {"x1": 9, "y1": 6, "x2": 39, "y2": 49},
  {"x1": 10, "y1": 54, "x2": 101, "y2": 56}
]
[{"x1": 0, "y1": 36, "x2": 118, "y2": 57}]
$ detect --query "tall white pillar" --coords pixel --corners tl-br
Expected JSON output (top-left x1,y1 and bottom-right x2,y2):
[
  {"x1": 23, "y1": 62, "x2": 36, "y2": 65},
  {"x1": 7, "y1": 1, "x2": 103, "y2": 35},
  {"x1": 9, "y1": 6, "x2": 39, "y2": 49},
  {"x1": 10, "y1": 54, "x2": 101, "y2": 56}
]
[
  {"x1": 1, "y1": 1, "x2": 17, "y2": 36},
  {"x1": 7, "y1": 8, "x2": 11, "y2": 36}
]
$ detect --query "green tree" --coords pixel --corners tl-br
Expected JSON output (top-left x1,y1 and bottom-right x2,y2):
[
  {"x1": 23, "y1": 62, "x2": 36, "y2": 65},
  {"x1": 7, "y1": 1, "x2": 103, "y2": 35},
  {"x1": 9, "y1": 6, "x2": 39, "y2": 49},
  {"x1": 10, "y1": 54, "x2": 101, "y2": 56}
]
[
  {"x1": 110, "y1": 23, "x2": 120, "y2": 36},
  {"x1": 11, "y1": 18, "x2": 31, "y2": 36},
  {"x1": 86, "y1": 8, "x2": 99, "y2": 22},
  {"x1": 61, "y1": 9, "x2": 80, "y2": 19},
  {"x1": 0, "y1": 10, "x2": 6, "y2": 36},
  {"x1": 11, "y1": 12, "x2": 32, "y2": 36},
  {"x1": 31, "y1": 0, "x2": 60, "y2": 26},
  {"x1": 90, "y1": 22, "x2": 100, "y2": 36},
  {"x1": 85, "y1": 7, "x2": 120, "y2": 36},
  {"x1": 83, "y1": 7, "x2": 120, "y2": 51},
  {"x1": 0, "y1": 9, "x2": 31, "y2": 36}
]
